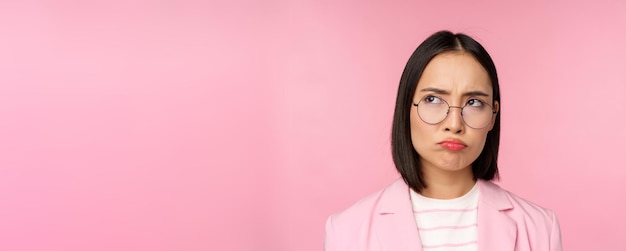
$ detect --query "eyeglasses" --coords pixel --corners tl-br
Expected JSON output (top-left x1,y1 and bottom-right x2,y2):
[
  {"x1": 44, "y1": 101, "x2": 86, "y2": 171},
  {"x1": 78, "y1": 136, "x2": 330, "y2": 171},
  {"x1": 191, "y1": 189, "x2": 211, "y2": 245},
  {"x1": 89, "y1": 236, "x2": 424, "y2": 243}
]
[{"x1": 413, "y1": 95, "x2": 497, "y2": 129}]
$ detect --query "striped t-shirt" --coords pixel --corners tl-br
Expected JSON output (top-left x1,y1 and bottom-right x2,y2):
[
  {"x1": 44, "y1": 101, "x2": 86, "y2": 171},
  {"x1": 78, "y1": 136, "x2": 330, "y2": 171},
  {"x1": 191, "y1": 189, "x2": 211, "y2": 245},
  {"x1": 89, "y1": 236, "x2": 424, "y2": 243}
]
[{"x1": 409, "y1": 183, "x2": 479, "y2": 251}]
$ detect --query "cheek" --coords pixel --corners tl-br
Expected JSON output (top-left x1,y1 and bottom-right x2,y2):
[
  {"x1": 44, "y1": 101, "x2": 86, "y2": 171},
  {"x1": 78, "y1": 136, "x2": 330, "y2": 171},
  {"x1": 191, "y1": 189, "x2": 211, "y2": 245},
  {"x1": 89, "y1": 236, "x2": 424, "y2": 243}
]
[
  {"x1": 410, "y1": 112, "x2": 430, "y2": 150},
  {"x1": 470, "y1": 130, "x2": 490, "y2": 153}
]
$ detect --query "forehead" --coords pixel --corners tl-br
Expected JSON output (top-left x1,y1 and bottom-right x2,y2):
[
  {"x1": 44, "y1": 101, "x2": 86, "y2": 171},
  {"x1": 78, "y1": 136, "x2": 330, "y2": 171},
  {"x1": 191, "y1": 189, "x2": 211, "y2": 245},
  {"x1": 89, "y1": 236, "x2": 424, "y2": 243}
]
[{"x1": 416, "y1": 52, "x2": 492, "y2": 95}]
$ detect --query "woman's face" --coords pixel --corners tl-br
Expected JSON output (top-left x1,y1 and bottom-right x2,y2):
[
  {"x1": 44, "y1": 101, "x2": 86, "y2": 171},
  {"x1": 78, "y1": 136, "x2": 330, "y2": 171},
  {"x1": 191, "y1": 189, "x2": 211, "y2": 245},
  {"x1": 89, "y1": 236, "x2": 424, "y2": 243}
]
[{"x1": 410, "y1": 52, "x2": 499, "y2": 176}]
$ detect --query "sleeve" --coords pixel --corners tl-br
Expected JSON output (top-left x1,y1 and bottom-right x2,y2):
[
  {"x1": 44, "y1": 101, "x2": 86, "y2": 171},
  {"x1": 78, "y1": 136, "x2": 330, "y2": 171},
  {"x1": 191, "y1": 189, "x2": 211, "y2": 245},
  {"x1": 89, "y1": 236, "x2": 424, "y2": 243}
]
[{"x1": 549, "y1": 211, "x2": 563, "y2": 251}]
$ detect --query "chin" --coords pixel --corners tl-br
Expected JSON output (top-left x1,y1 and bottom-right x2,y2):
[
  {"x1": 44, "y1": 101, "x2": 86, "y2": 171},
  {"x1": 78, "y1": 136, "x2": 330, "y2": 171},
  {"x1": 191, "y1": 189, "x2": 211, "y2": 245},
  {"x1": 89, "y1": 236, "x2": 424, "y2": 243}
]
[{"x1": 437, "y1": 164, "x2": 471, "y2": 172}]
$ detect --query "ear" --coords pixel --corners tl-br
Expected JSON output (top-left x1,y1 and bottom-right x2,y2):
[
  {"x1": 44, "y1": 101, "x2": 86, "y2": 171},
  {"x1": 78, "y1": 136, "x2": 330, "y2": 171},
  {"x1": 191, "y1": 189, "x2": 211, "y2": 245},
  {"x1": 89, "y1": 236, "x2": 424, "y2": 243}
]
[{"x1": 488, "y1": 101, "x2": 499, "y2": 131}]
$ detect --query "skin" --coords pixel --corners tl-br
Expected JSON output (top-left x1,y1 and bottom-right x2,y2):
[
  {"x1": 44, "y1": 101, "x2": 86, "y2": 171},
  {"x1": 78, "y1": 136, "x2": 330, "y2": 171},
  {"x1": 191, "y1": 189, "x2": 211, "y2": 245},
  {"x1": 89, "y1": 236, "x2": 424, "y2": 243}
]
[{"x1": 410, "y1": 51, "x2": 499, "y2": 199}]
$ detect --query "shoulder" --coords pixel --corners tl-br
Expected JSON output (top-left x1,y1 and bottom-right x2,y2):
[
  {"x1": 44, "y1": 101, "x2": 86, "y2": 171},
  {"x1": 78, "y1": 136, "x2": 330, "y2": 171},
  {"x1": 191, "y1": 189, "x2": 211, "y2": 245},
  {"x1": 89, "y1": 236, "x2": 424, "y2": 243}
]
[
  {"x1": 325, "y1": 179, "x2": 407, "y2": 250},
  {"x1": 327, "y1": 182, "x2": 390, "y2": 227},
  {"x1": 486, "y1": 181, "x2": 557, "y2": 218},
  {"x1": 480, "y1": 181, "x2": 562, "y2": 250},
  {"x1": 326, "y1": 179, "x2": 405, "y2": 232},
  {"x1": 480, "y1": 181, "x2": 560, "y2": 234}
]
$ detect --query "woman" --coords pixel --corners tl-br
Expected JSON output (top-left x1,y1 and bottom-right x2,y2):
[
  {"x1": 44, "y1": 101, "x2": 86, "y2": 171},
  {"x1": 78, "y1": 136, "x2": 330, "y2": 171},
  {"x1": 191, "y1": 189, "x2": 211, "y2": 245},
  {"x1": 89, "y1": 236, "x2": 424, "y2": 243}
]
[{"x1": 325, "y1": 31, "x2": 562, "y2": 251}]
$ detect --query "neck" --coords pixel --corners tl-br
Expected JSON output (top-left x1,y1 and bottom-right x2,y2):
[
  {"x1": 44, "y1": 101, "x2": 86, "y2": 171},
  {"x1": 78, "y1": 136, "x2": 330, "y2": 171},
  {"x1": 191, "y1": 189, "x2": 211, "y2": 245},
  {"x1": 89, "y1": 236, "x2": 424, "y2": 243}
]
[{"x1": 420, "y1": 166, "x2": 476, "y2": 199}]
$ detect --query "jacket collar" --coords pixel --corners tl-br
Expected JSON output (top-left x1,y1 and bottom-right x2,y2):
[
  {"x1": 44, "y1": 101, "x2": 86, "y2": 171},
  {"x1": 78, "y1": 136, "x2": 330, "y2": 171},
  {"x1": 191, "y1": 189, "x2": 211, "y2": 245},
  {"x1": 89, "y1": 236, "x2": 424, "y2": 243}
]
[
  {"x1": 374, "y1": 179, "x2": 422, "y2": 251},
  {"x1": 477, "y1": 179, "x2": 514, "y2": 210},
  {"x1": 374, "y1": 178, "x2": 517, "y2": 251},
  {"x1": 476, "y1": 180, "x2": 517, "y2": 251}
]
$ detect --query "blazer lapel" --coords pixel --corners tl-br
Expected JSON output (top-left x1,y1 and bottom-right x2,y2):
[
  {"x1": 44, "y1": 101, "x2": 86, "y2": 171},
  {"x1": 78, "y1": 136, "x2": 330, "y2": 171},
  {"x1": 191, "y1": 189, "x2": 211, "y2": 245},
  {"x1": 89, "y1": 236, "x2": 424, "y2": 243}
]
[
  {"x1": 373, "y1": 179, "x2": 423, "y2": 251},
  {"x1": 477, "y1": 180, "x2": 517, "y2": 251},
  {"x1": 372, "y1": 179, "x2": 518, "y2": 251}
]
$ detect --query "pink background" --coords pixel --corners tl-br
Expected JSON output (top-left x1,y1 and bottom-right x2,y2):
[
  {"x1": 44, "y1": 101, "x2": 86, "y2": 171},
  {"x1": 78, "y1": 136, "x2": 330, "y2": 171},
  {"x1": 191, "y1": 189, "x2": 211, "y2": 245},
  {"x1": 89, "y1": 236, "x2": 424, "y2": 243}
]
[{"x1": 1, "y1": 0, "x2": 625, "y2": 250}]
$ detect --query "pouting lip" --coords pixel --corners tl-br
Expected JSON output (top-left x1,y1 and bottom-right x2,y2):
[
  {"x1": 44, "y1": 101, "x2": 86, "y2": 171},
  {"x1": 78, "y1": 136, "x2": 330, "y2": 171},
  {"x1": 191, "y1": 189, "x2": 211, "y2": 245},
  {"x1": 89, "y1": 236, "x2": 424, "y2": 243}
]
[{"x1": 438, "y1": 138, "x2": 467, "y2": 146}]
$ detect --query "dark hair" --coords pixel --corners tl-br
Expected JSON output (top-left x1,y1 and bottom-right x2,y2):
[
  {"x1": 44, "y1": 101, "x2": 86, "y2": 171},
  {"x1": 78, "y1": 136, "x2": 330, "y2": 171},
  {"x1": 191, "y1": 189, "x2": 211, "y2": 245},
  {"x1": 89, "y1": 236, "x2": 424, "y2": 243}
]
[{"x1": 391, "y1": 30, "x2": 501, "y2": 192}]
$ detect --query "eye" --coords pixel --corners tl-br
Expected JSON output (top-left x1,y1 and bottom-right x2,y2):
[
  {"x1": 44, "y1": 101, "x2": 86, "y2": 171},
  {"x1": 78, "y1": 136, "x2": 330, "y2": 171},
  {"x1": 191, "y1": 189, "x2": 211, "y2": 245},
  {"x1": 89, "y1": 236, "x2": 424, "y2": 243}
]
[
  {"x1": 466, "y1": 98, "x2": 485, "y2": 107},
  {"x1": 423, "y1": 95, "x2": 443, "y2": 104}
]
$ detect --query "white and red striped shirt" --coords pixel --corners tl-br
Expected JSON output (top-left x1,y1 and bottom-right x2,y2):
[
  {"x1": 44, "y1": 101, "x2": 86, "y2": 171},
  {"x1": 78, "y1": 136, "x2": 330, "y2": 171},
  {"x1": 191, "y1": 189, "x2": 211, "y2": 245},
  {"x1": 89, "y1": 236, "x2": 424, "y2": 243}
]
[{"x1": 410, "y1": 183, "x2": 479, "y2": 251}]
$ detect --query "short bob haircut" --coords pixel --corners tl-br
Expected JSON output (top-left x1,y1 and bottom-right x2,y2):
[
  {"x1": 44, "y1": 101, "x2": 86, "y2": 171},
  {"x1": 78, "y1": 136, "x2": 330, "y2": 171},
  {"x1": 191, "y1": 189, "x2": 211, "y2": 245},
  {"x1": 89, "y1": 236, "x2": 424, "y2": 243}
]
[{"x1": 391, "y1": 30, "x2": 501, "y2": 192}]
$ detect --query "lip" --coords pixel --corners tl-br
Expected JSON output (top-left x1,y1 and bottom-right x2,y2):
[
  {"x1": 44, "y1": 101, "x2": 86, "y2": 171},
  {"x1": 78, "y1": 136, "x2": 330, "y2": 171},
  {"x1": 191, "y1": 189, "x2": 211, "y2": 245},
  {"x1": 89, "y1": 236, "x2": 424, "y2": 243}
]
[{"x1": 438, "y1": 138, "x2": 467, "y2": 151}]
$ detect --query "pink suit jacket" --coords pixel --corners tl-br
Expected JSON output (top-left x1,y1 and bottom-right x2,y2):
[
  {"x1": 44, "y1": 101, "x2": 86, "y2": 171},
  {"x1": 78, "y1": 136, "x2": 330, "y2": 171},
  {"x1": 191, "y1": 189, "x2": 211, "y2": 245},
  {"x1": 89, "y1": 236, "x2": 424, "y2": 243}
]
[{"x1": 325, "y1": 179, "x2": 562, "y2": 251}]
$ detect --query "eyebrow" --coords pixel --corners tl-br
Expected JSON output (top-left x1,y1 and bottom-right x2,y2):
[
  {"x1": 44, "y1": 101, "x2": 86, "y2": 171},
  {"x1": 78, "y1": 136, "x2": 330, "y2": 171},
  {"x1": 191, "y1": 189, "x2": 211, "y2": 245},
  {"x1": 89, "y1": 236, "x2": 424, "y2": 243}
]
[{"x1": 419, "y1": 87, "x2": 490, "y2": 97}]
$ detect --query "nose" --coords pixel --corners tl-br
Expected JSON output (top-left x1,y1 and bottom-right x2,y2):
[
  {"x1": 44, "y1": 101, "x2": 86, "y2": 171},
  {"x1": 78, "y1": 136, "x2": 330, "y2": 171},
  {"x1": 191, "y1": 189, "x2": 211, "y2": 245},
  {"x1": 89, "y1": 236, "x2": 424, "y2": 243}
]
[{"x1": 443, "y1": 106, "x2": 465, "y2": 133}]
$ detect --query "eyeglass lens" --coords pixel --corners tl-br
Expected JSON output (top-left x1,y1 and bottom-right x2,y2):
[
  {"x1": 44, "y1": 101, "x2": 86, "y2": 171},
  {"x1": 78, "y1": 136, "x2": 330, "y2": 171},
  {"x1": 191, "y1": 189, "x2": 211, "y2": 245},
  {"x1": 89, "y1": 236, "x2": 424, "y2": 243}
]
[{"x1": 416, "y1": 96, "x2": 493, "y2": 129}]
